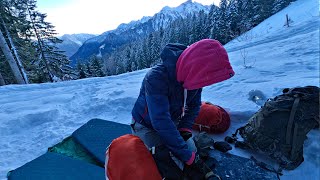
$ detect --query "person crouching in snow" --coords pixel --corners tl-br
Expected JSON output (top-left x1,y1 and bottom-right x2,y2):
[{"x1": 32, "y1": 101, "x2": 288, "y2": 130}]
[{"x1": 131, "y1": 39, "x2": 235, "y2": 179}]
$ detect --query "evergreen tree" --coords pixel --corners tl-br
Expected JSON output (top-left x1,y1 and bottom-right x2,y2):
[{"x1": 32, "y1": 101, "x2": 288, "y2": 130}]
[
  {"x1": 193, "y1": 10, "x2": 207, "y2": 42},
  {"x1": 140, "y1": 38, "x2": 149, "y2": 68},
  {"x1": 0, "y1": 71, "x2": 5, "y2": 85},
  {"x1": 175, "y1": 18, "x2": 189, "y2": 45},
  {"x1": 76, "y1": 62, "x2": 86, "y2": 79},
  {"x1": 189, "y1": 14, "x2": 198, "y2": 43},
  {"x1": 24, "y1": 0, "x2": 71, "y2": 82},
  {"x1": 209, "y1": 4, "x2": 221, "y2": 40},
  {"x1": 257, "y1": 0, "x2": 275, "y2": 21},
  {"x1": 272, "y1": 0, "x2": 292, "y2": 14},
  {"x1": 90, "y1": 56, "x2": 104, "y2": 77},
  {"x1": 216, "y1": 0, "x2": 230, "y2": 44},
  {"x1": 228, "y1": 0, "x2": 240, "y2": 38},
  {"x1": 85, "y1": 62, "x2": 92, "y2": 77},
  {"x1": 237, "y1": 0, "x2": 256, "y2": 34},
  {"x1": 147, "y1": 32, "x2": 160, "y2": 64},
  {"x1": 158, "y1": 26, "x2": 167, "y2": 48}
]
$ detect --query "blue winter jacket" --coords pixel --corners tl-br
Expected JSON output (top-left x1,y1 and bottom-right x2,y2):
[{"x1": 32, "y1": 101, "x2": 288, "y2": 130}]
[{"x1": 131, "y1": 43, "x2": 202, "y2": 163}]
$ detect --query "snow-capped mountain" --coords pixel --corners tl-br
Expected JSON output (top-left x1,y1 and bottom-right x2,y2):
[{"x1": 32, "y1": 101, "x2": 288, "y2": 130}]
[
  {"x1": 57, "y1": 33, "x2": 96, "y2": 58},
  {"x1": 70, "y1": 0, "x2": 210, "y2": 65},
  {"x1": 152, "y1": 0, "x2": 209, "y2": 30}
]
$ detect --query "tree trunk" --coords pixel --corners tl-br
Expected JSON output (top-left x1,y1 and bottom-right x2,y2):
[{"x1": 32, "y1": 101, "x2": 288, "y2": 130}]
[
  {"x1": 0, "y1": 71, "x2": 5, "y2": 86},
  {"x1": 0, "y1": 28, "x2": 25, "y2": 84},
  {"x1": 0, "y1": 16, "x2": 29, "y2": 83}
]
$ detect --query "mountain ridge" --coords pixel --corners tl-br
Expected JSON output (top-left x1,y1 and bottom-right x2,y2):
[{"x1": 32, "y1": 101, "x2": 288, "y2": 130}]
[
  {"x1": 57, "y1": 33, "x2": 96, "y2": 58},
  {"x1": 69, "y1": 1, "x2": 211, "y2": 65}
]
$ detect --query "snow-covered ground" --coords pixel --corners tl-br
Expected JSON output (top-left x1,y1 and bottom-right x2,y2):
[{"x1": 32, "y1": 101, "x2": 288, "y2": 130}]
[{"x1": 0, "y1": 0, "x2": 319, "y2": 179}]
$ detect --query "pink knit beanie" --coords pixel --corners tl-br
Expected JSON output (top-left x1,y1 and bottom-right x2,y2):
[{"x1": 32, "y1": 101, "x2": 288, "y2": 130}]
[{"x1": 176, "y1": 39, "x2": 235, "y2": 90}]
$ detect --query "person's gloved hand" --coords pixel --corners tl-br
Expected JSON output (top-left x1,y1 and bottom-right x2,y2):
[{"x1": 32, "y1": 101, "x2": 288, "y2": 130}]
[
  {"x1": 184, "y1": 153, "x2": 219, "y2": 180},
  {"x1": 193, "y1": 132, "x2": 215, "y2": 159},
  {"x1": 214, "y1": 141, "x2": 232, "y2": 153},
  {"x1": 179, "y1": 130, "x2": 192, "y2": 141}
]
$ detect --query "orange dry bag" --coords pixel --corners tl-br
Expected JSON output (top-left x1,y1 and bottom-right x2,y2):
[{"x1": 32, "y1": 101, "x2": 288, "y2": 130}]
[
  {"x1": 193, "y1": 101, "x2": 231, "y2": 134},
  {"x1": 105, "y1": 134, "x2": 162, "y2": 180}
]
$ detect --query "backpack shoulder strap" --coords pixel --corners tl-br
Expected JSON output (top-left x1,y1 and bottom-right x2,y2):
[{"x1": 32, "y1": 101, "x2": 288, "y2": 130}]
[
  {"x1": 290, "y1": 122, "x2": 299, "y2": 159},
  {"x1": 285, "y1": 96, "x2": 300, "y2": 145}
]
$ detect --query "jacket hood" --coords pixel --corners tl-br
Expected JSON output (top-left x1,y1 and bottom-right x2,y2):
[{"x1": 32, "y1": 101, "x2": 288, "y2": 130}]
[
  {"x1": 161, "y1": 43, "x2": 188, "y2": 66},
  {"x1": 176, "y1": 39, "x2": 235, "y2": 90},
  {"x1": 160, "y1": 43, "x2": 188, "y2": 80}
]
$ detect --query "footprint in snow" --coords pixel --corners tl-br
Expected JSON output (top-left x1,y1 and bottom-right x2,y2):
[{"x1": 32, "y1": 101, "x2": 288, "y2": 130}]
[{"x1": 109, "y1": 90, "x2": 125, "y2": 97}]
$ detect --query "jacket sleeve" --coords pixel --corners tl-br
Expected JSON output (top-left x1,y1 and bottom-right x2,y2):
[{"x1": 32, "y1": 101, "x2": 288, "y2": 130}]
[
  {"x1": 178, "y1": 89, "x2": 202, "y2": 131},
  {"x1": 145, "y1": 73, "x2": 194, "y2": 163}
]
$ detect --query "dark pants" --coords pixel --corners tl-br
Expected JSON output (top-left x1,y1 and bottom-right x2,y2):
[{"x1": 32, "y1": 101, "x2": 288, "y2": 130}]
[{"x1": 131, "y1": 120, "x2": 197, "y2": 170}]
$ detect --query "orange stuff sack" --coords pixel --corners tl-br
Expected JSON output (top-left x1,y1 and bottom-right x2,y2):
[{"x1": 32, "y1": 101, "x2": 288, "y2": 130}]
[
  {"x1": 105, "y1": 134, "x2": 162, "y2": 180},
  {"x1": 193, "y1": 102, "x2": 231, "y2": 134}
]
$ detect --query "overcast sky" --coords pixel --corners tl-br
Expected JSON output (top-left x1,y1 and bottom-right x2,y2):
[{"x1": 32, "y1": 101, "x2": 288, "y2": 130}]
[{"x1": 37, "y1": 0, "x2": 221, "y2": 35}]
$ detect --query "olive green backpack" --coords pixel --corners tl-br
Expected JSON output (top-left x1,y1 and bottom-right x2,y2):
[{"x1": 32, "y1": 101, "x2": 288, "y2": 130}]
[{"x1": 232, "y1": 86, "x2": 319, "y2": 170}]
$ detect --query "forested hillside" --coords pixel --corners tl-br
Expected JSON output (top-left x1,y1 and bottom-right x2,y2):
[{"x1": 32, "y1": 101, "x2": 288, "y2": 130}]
[
  {"x1": 76, "y1": 0, "x2": 296, "y2": 77},
  {"x1": 0, "y1": 0, "x2": 295, "y2": 85}
]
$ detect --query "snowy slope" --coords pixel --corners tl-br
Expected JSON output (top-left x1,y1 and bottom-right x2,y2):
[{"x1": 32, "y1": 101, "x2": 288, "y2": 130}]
[
  {"x1": 226, "y1": 0, "x2": 319, "y2": 52},
  {"x1": 0, "y1": 0, "x2": 319, "y2": 179}
]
